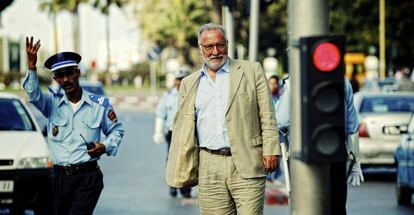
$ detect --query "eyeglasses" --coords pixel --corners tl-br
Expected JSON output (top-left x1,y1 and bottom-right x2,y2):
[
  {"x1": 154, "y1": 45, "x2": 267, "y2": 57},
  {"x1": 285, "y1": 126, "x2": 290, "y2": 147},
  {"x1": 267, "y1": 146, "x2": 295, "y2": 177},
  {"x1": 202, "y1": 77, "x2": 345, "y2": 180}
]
[{"x1": 199, "y1": 42, "x2": 227, "y2": 53}]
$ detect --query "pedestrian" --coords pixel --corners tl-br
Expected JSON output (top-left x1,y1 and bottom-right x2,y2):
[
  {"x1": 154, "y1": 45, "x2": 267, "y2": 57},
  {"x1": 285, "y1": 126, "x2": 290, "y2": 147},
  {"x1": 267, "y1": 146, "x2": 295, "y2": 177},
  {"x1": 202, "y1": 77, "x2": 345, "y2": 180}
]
[
  {"x1": 275, "y1": 76, "x2": 364, "y2": 215},
  {"x1": 396, "y1": 67, "x2": 414, "y2": 91},
  {"x1": 268, "y1": 74, "x2": 281, "y2": 106},
  {"x1": 166, "y1": 23, "x2": 280, "y2": 215},
  {"x1": 23, "y1": 37, "x2": 124, "y2": 215},
  {"x1": 153, "y1": 69, "x2": 192, "y2": 198},
  {"x1": 266, "y1": 74, "x2": 284, "y2": 182}
]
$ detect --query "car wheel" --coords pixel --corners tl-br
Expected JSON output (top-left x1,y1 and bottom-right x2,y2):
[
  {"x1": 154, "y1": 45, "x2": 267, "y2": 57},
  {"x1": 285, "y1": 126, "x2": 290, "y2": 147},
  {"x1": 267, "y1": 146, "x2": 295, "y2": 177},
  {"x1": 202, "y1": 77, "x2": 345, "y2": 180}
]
[{"x1": 396, "y1": 181, "x2": 413, "y2": 205}]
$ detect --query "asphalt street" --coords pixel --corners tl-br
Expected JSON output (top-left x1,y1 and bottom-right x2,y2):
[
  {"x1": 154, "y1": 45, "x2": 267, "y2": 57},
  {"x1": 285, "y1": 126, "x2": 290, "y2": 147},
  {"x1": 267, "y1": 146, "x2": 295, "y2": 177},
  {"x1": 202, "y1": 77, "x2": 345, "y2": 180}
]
[
  {"x1": 1, "y1": 111, "x2": 413, "y2": 214},
  {"x1": 93, "y1": 111, "x2": 414, "y2": 215}
]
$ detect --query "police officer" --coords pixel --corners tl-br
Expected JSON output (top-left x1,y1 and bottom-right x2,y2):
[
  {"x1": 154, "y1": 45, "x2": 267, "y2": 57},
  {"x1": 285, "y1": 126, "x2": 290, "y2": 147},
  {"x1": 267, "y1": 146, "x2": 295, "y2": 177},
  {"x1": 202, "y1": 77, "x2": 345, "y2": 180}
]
[
  {"x1": 153, "y1": 68, "x2": 191, "y2": 198},
  {"x1": 23, "y1": 37, "x2": 124, "y2": 215},
  {"x1": 275, "y1": 76, "x2": 363, "y2": 215}
]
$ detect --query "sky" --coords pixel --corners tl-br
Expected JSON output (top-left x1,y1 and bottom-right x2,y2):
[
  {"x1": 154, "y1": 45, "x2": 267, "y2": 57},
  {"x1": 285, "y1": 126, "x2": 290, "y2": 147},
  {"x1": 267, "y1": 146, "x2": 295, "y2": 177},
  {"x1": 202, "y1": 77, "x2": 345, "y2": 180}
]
[{"x1": 0, "y1": 0, "x2": 143, "y2": 72}]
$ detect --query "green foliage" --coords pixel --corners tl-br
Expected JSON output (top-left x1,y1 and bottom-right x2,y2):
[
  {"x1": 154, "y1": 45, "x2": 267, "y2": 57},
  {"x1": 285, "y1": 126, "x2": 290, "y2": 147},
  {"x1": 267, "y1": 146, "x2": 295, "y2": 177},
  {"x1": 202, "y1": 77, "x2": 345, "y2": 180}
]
[
  {"x1": 137, "y1": 0, "x2": 212, "y2": 65},
  {"x1": 329, "y1": 0, "x2": 414, "y2": 68}
]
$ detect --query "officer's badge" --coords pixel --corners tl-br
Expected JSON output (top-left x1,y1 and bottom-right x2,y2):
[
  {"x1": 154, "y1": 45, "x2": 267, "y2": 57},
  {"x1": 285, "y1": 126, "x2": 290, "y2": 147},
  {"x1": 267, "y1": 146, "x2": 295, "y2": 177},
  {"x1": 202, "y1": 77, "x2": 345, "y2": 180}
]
[
  {"x1": 52, "y1": 126, "x2": 59, "y2": 136},
  {"x1": 108, "y1": 109, "x2": 118, "y2": 122}
]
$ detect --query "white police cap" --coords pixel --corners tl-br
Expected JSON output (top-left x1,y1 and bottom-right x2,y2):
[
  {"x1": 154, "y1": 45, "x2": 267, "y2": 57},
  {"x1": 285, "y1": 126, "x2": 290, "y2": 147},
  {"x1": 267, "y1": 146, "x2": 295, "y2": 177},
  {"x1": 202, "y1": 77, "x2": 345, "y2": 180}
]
[{"x1": 44, "y1": 52, "x2": 81, "y2": 74}]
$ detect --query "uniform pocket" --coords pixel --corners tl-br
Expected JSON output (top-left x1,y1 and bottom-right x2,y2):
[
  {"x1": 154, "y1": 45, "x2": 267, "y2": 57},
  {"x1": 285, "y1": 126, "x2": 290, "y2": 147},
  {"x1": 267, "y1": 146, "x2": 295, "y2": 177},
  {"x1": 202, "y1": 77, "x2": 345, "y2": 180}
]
[
  {"x1": 82, "y1": 120, "x2": 101, "y2": 141},
  {"x1": 49, "y1": 119, "x2": 69, "y2": 142}
]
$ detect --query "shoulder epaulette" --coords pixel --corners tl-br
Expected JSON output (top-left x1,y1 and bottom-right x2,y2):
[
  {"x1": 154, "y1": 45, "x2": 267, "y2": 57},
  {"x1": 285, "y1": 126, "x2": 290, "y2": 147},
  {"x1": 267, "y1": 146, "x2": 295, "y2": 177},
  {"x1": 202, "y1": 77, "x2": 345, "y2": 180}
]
[
  {"x1": 48, "y1": 86, "x2": 64, "y2": 97},
  {"x1": 89, "y1": 94, "x2": 110, "y2": 107}
]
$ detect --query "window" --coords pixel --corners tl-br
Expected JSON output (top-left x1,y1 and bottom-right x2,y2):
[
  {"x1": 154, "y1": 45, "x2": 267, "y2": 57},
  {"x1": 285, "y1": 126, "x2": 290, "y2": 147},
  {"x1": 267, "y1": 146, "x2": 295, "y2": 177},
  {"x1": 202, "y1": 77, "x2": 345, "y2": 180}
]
[
  {"x1": 0, "y1": 99, "x2": 35, "y2": 131},
  {"x1": 359, "y1": 96, "x2": 414, "y2": 113}
]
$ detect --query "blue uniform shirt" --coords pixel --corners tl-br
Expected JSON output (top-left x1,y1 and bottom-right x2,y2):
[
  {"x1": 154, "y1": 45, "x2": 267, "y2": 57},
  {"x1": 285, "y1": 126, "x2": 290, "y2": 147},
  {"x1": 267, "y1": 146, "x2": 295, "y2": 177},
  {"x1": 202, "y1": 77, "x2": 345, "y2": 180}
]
[
  {"x1": 275, "y1": 77, "x2": 359, "y2": 135},
  {"x1": 23, "y1": 70, "x2": 124, "y2": 165},
  {"x1": 155, "y1": 87, "x2": 179, "y2": 133}
]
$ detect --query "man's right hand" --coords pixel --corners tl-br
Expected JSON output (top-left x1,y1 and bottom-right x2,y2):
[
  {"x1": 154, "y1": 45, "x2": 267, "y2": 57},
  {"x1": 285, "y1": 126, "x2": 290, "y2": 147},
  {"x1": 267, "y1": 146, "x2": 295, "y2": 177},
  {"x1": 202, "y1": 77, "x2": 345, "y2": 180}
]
[{"x1": 26, "y1": 36, "x2": 41, "y2": 71}]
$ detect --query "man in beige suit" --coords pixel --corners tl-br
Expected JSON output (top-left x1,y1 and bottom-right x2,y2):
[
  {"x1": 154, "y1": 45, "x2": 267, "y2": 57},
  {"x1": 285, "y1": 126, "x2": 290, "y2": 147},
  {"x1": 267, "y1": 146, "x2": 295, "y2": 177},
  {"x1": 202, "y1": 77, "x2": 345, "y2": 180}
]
[{"x1": 166, "y1": 23, "x2": 280, "y2": 214}]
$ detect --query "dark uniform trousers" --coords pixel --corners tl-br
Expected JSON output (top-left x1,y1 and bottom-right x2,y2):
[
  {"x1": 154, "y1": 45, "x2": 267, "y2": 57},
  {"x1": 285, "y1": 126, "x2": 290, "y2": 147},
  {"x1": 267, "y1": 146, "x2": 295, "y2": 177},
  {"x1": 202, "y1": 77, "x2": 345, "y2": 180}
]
[
  {"x1": 166, "y1": 131, "x2": 192, "y2": 196},
  {"x1": 52, "y1": 162, "x2": 104, "y2": 215}
]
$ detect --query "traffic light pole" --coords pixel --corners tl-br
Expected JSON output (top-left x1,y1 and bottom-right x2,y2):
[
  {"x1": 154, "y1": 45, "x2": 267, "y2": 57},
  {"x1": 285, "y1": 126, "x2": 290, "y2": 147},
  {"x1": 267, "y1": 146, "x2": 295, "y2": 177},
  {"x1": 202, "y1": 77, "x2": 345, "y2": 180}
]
[
  {"x1": 222, "y1": 5, "x2": 235, "y2": 59},
  {"x1": 288, "y1": 0, "x2": 331, "y2": 214},
  {"x1": 248, "y1": 0, "x2": 259, "y2": 61}
]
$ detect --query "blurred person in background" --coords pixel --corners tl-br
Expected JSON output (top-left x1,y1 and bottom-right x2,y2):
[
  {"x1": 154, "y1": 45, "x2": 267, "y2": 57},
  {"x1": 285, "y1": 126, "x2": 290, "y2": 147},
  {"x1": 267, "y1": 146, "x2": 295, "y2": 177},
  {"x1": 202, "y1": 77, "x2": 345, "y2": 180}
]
[
  {"x1": 268, "y1": 74, "x2": 282, "y2": 106},
  {"x1": 166, "y1": 23, "x2": 280, "y2": 215},
  {"x1": 350, "y1": 68, "x2": 360, "y2": 93},
  {"x1": 397, "y1": 67, "x2": 414, "y2": 91},
  {"x1": 276, "y1": 76, "x2": 363, "y2": 215},
  {"x1": 266, "y1": 74, "x2": 284, "y2": 183},
  {"x1": 24, "y1": 37, "x2": 124, "y2": 215},
  {"x1": 153, "y1": 69, "x2": 192, "y2": 198}
]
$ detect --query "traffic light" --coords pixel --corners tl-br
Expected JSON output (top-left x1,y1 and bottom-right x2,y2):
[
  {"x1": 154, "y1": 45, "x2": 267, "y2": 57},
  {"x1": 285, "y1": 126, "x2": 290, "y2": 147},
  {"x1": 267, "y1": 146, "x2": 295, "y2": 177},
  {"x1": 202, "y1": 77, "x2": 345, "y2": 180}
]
[{"x1": 299, "y1": 35, "x2": 346, "y2": 163}]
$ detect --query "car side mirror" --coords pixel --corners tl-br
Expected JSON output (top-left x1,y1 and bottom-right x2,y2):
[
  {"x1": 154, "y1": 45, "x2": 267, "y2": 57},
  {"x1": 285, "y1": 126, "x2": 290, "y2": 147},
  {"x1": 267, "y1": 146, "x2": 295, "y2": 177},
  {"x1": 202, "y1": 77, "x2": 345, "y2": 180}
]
[{"x1": 42, "y1": 126, "x2": 47, "y2": 137}]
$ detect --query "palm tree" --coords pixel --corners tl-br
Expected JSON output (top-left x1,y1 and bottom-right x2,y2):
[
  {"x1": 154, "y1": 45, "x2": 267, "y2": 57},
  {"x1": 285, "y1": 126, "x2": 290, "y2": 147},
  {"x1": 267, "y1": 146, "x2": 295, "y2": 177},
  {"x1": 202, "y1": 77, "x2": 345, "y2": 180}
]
[
  {"x1": 138, "y1": 0, "x2": 211, "y2": 65},
  {"x1": 39, "y1": 0, "x2": 89, "y2": 53},
  {"x1": 39, "y1": 0, "x2": 61, "y2": 53},
  {"x1": 91, "y1": 0, "x2": 129, "y2": 85}
]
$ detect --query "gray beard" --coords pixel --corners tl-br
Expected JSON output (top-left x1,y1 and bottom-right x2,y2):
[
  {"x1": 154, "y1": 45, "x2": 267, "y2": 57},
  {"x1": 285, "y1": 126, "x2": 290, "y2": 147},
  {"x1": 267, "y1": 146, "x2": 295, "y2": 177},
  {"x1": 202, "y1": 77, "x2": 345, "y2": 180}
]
[{"x1": 204, "y1": 56, "x2": 228, "y2": 71}]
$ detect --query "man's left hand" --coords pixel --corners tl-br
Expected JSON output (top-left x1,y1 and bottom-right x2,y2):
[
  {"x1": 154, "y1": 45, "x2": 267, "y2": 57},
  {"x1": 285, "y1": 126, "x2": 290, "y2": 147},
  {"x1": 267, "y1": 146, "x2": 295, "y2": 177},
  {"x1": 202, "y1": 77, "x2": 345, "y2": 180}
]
[
  {"x1": 263, "y1": 155, "x2": 279, "y2": 173},
  {"x1": 87, "y1": 142, "x2": 106, "y2": 157}
]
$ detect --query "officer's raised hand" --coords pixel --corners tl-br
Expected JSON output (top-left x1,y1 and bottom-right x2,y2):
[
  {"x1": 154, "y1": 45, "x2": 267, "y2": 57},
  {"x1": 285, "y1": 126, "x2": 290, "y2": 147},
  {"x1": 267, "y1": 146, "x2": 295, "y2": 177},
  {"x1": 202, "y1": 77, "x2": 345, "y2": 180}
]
[
  {"x1": 26, "y1": 36, "x2": 41, "y2": 70},
  {"x1": 87, "y1": 142, "x2": 106, "y2": 158}
]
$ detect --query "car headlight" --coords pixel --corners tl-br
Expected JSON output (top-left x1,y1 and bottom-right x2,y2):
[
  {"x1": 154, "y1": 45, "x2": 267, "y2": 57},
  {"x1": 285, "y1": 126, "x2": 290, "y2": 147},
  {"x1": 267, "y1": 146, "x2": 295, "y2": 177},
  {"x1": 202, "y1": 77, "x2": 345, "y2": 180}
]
[{"x1": 17, "y1": 157, "x2": 50, "y2": 169}]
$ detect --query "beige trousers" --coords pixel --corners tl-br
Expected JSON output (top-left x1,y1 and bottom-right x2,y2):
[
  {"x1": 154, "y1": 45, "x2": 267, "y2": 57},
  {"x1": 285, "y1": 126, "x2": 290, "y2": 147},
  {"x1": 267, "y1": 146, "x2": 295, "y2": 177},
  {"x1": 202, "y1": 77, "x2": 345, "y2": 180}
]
[{"x1": 198, "y1": 150, "x2": 265, "y2": 215}]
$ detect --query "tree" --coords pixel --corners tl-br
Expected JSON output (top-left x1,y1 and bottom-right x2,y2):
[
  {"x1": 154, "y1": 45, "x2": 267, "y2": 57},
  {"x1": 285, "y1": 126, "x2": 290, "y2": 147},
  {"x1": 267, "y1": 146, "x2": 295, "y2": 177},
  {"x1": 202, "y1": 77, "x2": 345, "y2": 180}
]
[
  {"x1": 91, "y1": 0, "x2": 130, "y2": 85},
  {"x1": 329, "y1": 0, "x2": 414, "y2": 70},
  {"x1": 136, "y1": 0, "x2": 212, "y2": 66},
  {"x1": 39, "y1": 0, "x2": 89, "y2": 53},
  {"x1": 39, "y1": 0, "x2": 61, "y2": 53}
]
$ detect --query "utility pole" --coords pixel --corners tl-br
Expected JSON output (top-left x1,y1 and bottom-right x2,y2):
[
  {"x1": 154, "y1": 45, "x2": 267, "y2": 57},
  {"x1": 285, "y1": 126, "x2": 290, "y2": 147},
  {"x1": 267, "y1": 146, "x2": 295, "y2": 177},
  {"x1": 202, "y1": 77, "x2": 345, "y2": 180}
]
[
  {"x1": 379, "y1": 0, "x2": 386, "y2": 79},
  {"x1": 248, "y1": 0, "x2": 259, "y2": 61},
  {"x1": 288, "y1": 0, "x2": 331, "y2": 214},
  {"x1": 222, "y1": 5, "x2": 235, "y2": 58}
]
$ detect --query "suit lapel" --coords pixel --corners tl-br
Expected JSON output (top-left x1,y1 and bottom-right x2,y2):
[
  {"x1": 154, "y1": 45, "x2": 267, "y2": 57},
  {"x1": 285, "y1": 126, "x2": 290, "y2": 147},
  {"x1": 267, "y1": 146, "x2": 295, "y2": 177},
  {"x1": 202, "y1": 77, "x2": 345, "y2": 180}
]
[
  {"x1": 178, "y1": 73, "x2": 201, "y2": 113},
  {"x1": 226, "y1": 59, "x2": 244, "y2": 115}
]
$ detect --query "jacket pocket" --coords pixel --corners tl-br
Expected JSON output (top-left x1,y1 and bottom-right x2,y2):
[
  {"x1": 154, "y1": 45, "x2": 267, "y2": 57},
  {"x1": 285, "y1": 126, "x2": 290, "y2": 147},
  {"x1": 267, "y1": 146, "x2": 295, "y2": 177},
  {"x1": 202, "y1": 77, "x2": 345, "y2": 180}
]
[{"x1": 251, "y1": 135, "x2": 263, "y2": 146}]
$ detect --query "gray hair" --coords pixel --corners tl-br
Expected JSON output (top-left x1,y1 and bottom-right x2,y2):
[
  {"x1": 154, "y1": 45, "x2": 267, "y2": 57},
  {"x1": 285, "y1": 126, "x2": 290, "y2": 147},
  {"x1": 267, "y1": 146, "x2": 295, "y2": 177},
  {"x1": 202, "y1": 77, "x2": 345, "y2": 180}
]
[{"x1": 198, "y1": 23, "x2": 227, "y2": 44}]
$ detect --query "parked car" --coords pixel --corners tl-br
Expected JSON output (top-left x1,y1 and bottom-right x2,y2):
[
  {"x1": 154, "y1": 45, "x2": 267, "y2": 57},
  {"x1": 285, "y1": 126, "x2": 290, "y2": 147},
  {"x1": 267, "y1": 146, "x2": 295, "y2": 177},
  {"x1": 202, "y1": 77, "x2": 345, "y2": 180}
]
[
  {"x1": 80, "y1": 79, "x2": 105, "y2": 96},
  {"x1": 353, "y1": 91, "x2": 414, "y2": 166},
  {"x1": 395, "y1": 113, "x2": 414, "y2": 205},
  {"x1": 0, "y1": 92, "x2": 52, "y2": 214}
]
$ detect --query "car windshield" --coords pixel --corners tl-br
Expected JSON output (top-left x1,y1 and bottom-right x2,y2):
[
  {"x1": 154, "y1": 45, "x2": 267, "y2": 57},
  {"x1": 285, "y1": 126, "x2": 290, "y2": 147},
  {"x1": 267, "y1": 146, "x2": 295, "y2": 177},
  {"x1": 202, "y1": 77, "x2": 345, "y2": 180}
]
[
  {"x1": 81, "y1": 84, "x2": 105, "y2": 96},
  {"x1": 0, "y1": 98, "x2": 35, "y2": 131},
  {"x1": 359, "y1": 96, "x2": 414, "y2": 113}
]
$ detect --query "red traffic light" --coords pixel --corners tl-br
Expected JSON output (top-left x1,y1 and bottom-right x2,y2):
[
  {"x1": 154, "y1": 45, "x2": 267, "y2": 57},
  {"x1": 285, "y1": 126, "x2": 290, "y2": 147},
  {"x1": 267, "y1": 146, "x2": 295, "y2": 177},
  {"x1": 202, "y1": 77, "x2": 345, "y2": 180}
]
[{"x1": 312, "y1": 42, "x2": 341, "y2": 72}]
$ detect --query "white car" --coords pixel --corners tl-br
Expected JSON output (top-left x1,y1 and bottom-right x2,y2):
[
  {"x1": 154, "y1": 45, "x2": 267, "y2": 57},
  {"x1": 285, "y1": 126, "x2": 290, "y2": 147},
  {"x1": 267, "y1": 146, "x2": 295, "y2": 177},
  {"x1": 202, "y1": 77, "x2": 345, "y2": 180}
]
[
  {"x1": 0, "y1": 92, "x2": 52, "y2": 214},
  {"x1": 353, "y1": 91, "x2": 414, "y2": 166}
]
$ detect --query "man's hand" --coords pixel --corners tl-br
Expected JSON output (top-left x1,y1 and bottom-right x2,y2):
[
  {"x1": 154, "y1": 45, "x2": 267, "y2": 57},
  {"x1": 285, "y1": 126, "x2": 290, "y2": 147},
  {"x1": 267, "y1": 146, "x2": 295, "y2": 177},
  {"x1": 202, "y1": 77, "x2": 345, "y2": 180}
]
[
  {"x1": 263, "y1": 155, "x2": 280, "y2": 173},
  {"x1": 87, "y1": 142, "x2": 106, "y2": 158},
  {"x1": 26, "y1": 36, "x2": 41, "y2": 70}
]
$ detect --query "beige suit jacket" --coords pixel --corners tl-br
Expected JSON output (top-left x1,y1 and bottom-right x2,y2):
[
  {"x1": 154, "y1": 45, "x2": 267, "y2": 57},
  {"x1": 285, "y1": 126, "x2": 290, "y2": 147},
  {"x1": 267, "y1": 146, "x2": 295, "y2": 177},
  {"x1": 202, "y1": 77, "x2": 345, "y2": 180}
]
[{"x1": 166, "y1": 59, "x2": 280, "y2": 187}]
